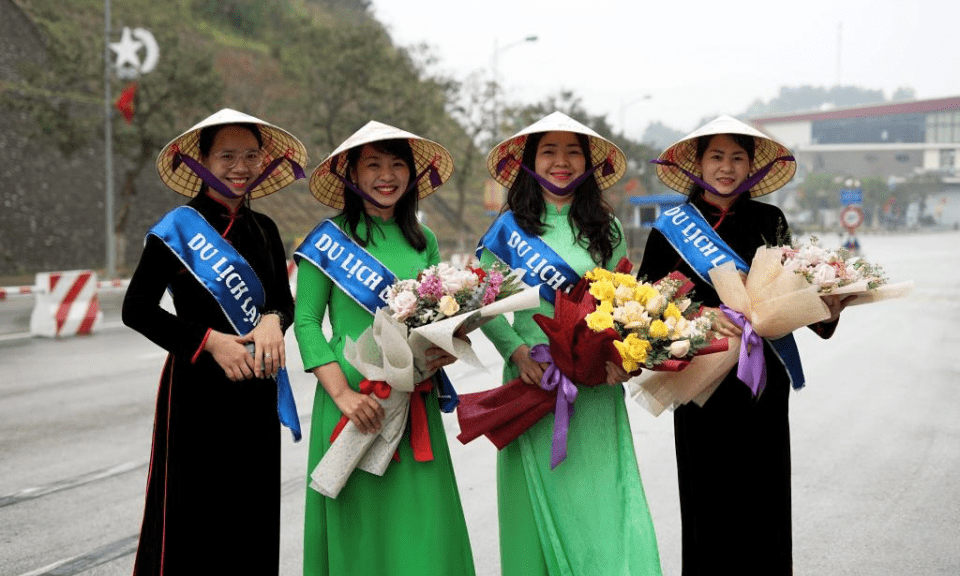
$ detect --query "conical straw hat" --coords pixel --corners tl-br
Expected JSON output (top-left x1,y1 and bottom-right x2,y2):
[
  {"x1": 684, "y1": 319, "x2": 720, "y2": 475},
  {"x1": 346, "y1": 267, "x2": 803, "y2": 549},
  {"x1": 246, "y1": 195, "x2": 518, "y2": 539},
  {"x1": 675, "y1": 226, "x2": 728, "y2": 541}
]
[
  {"x1": 156, "y1": 108, "x2": 308, "y2": 199},
  {"x1": 309, "y1": 121, "x2": 454, "y2": 210},
  {"x1": 655, "y1": 115, "x2": 796, "y2": 197},
  {"x1": 486, "y1": 111, "x2": 626, "y2": 191}
]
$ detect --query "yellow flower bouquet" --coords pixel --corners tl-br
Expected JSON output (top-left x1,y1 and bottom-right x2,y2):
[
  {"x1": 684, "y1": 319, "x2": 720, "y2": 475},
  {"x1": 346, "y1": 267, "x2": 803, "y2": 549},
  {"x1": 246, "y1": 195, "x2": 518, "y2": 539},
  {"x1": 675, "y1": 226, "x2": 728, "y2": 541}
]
[{"x1": 584, "y1": 268, "x2": 726, "y2": 373}]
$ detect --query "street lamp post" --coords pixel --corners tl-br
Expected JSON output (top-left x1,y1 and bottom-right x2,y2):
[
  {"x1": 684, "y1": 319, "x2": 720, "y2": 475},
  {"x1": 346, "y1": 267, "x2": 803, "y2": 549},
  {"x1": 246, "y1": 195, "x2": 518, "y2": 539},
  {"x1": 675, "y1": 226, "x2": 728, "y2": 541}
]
[
  {"x1": 104, "y1": 0, "x2": 115, "y2": 279},
  {"x1": 491, "y1": 35, "x2": 538, "y2": 140}
]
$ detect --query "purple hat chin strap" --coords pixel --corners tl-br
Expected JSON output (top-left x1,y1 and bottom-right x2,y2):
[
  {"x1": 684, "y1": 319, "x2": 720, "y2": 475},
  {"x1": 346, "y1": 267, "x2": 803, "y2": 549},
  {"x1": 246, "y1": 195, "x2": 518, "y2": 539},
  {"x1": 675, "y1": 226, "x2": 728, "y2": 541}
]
[
  {"x1": 652, "y1": 155, "x2": 794, "y2": 198},
  {"x1": 509, "y1": 157, "x2": 614, "y2": 197},
  {"x1": 173, "y1": 153, "x2": 305, "y2": 199}
]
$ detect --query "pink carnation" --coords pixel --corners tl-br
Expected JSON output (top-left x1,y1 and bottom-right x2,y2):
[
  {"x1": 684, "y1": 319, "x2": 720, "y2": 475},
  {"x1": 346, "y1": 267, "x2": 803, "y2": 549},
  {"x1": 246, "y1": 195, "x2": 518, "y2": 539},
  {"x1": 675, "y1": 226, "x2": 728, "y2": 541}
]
[
  {"x1": 417, "y1": 274, "x2": 444, "y2": 301},
  {"x1": 482, "y1": 270, "x2": 505, "y2": 305}
]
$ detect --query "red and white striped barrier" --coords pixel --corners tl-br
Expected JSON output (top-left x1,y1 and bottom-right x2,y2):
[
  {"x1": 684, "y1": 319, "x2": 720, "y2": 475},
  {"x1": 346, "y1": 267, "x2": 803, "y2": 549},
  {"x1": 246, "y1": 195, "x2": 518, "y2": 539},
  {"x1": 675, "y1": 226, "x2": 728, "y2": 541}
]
[
  {"x1": 0, "y1": 285, "x2": 34, "y2": 300},
  {"x1": 29, "y1": 270, "x2": 104, "y2": 337},
  {"x1": 97, "y1": 278, "x2": 130, "y2": 291}
]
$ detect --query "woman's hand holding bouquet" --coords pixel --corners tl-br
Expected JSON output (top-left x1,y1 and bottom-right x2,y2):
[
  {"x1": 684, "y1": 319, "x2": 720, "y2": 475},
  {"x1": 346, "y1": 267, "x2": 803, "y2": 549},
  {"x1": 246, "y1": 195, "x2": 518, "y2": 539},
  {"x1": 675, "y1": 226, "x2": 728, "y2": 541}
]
[
  {"x1": 311, "y1": 261, "x2": 539, "y2": 498},
  {"x1": 456, "y1": 258, "x2": 727, "y2": 468},
  {"x1": 630, "y1": 237, "x2": 913, "y2": 416}
]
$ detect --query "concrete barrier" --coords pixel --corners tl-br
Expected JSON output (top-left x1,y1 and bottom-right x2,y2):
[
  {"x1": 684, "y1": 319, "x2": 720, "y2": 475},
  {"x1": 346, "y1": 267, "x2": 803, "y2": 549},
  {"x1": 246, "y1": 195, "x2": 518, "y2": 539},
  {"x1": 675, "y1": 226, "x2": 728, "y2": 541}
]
[
  {"x1": 0, "y1": 261, "x2": 299, "y2": 339},
  {"x1": 29, "y1": 271, "x2": 104, "y2": 337}
]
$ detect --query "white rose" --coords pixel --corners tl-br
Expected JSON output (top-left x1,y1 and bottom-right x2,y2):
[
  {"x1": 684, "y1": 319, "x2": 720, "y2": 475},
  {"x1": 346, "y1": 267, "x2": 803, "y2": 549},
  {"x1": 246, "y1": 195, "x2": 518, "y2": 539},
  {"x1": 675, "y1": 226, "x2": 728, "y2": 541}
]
[
  {"x1": 434, "y1": 263, "x2": 478, "y2": 293},
  {"x1": 672, "y1": 317, "x2": 690, "y2": 338},
  {"x1": 811, "y1": 263, "x2": 837, "y2": 288},
  {"x1": 390, "y1": 290, "x2": 419, "y2": 321},
  {"x1": 614, "y1": 284, "x2": 635, "y2": 304},
  {"x1": 456, "y1": 269, "x2": 480, "y2": 291},
  {"x1": 669, "y1": 340, "x2": 691, "y2": 358},
  {"x1": 782, "y1": 258, "x2": 802, "y2": 273},
  {"x1": 645, "y1": 293, "x2": 665, "y2": 315}
]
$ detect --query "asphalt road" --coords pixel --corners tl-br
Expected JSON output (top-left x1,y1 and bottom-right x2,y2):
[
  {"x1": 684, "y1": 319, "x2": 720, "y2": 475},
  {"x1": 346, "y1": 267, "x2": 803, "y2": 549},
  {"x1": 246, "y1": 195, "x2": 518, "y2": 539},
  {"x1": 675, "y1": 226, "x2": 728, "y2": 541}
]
[{"x1": 1, "y1": 231, "x2": 957, "y2": 576}]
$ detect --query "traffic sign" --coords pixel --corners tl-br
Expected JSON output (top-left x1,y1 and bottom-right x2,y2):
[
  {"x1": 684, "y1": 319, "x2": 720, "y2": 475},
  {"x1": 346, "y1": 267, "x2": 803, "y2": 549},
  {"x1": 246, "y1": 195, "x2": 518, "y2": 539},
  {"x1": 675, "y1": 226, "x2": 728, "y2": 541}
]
[
  {"x1": 840, "y1": 188, "x2": 862, "y2": 205},
  {"x1": 840, "y1": 205, "x2": 864, "y2": 232}
]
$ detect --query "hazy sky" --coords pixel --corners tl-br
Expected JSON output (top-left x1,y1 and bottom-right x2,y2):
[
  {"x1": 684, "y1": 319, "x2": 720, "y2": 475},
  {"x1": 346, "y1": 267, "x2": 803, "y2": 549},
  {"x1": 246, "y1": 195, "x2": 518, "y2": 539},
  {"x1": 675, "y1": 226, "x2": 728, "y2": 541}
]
[{"x1": 370, "y1": 0, "x2": 960, "y2": 140}]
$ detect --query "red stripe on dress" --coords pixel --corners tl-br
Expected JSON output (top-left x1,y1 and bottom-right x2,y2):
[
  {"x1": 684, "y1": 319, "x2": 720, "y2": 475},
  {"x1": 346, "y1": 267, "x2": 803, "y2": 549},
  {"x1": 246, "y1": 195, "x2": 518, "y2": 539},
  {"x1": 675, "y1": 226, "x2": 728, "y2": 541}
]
[{"x1": 192, "y1": 329, "x2": 212, "y2": 364}]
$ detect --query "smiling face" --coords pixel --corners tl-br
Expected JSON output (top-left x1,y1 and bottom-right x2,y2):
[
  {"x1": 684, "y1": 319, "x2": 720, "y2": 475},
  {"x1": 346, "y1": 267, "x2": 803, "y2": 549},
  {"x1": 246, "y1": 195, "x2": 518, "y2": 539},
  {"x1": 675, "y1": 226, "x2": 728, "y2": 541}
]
[
  {"x1": 200, "y1": 125, "x2": 264, "y2": 206},
  {"x1": 695, "y1": 134, "x2": 752, "y2": 203},
  {"x1": 350, "y1": 143, "x2": 412, "y2": 219},
  {"x1": 534, "y1": 131, "x2": 586, "y2": 206}
]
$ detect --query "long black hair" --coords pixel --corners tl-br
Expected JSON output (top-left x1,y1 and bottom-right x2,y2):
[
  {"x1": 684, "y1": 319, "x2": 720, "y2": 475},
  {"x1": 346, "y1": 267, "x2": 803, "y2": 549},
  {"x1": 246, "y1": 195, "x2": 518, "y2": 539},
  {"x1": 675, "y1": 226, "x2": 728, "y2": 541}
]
[
  {"x1": 505, "y1": 131, "x2": 621, "y2": 267},
  {"x1": 341, "y1": 139, "x2": 427, "y2": 251},
  {"x1": 687, "y1": 133, "x2": 756, "y2": 202}
]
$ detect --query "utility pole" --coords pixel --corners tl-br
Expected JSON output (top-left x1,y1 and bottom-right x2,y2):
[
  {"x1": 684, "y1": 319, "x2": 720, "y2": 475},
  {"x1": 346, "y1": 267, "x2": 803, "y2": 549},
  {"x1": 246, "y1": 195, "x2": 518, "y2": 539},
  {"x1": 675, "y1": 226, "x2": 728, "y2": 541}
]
[{"x1": 104, "y1": 0, "x2": 116, "y2": 278}]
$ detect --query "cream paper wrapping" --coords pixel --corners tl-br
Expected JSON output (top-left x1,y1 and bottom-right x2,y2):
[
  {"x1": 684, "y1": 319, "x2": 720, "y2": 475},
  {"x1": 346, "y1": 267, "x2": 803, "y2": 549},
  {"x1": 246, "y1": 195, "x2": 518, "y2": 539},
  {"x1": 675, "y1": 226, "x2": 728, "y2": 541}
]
[
  {"x1": 310, "y1": 286, "x2": 541, "y2": 498},
  {"x1": 628, "y1": 247, "x2": 831, "y2": 416},
  {"x1": 817, "y1": 278, "x2": 914, "y2": 306},
  {"x1": 629, "y1": 247, "x2": 914, "y2": 415}
]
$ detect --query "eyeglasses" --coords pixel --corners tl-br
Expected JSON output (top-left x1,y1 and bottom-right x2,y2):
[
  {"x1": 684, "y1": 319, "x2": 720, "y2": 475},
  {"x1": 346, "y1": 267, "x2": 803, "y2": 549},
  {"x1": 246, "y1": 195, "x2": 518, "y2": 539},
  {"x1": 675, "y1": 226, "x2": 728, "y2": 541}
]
[{"x1": 211, "y1": 149, "x2": 264, "y2": 168}]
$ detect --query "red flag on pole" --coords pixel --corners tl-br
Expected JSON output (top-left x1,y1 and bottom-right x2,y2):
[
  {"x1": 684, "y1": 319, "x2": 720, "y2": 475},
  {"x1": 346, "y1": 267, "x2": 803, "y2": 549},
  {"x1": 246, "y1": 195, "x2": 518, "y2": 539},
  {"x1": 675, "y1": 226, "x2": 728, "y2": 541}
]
[{"x1": 114, "y1": 82, "x2": 138, "y2": 123}]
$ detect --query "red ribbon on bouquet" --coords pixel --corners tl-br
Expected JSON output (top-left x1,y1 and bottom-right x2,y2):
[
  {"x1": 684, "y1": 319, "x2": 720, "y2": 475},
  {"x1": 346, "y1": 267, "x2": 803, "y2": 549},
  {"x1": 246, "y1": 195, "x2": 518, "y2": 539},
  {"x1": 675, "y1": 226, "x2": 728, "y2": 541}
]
[{"x1": 330, "y1": 378, "x2": 435, "y2": 463}]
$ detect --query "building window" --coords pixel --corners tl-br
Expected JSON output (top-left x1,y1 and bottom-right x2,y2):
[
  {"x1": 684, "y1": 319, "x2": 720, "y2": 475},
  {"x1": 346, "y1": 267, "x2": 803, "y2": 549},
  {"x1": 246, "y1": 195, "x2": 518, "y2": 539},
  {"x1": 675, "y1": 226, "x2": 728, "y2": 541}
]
[
  {"x1": 926, "y1": 111, "x2": 960, "y2": 143},
  {"x1": 940, "y1": 149, "x2": 956, "y2": 169}
]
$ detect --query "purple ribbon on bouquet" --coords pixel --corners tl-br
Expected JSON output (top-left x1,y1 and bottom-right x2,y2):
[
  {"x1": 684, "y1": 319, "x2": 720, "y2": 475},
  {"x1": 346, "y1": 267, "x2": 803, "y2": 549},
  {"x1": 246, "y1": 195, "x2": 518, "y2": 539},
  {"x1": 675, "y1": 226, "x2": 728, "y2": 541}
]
[
  {"x1": 720, "y1": 305, "x2": 767, "y2": 396},
  {"x1": 530, "y1": 344, "x2": 578, "y2": 469}
]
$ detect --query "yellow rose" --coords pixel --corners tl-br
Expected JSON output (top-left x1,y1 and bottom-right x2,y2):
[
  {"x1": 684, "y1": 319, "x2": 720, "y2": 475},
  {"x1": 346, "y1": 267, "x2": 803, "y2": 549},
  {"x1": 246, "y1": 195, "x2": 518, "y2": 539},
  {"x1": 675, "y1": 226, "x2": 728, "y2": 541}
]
[
  {"x1": 634, "y1": 284, "x2": 657, "y2": 305},
  {"x1": 589, "y1": 280, "x2": 616, "y2": 303},
  {"x1": 585, "y1": 268, "x2": 613, "y2": 282},
  {"x1": 586, "y1": 309, "x2": 614, "y2": 331},
  {"x1": 596, "y1": 300, "x2": 614, "y2": 314},
  {"x1": 438, "y1": 295, "x2": 460, "y2": 317},
  {"x1": 649, "y1": 319, "x2": 669, "y2": 339},
  {"x1": 614, "y1": 340, "x2": 640, "y2": 372},
  {"x1": 623, "y1": 333, "x2": 651, "y2": 364},
  {"x1": 613, "y1": 273, "x2": 637, "y2": 288},
  {"x1": 663, "y1": 302, "x2": 682, "y2": 320}
]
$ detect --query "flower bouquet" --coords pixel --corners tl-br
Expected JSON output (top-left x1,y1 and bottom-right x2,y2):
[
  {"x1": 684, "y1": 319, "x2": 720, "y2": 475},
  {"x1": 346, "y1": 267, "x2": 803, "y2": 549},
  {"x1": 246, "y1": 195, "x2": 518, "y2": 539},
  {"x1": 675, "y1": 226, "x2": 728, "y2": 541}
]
[
  {"x1": 629, "y1": 238, "x2": 913, "y2": 416},
  {"x1": 776, "y1": 237, "x2": 913, "y2": 306},
  {"x1": 583, "y1": 268, "x2": 727, "y2": 373},
  {"x1": 310, "y1": 261, "x2": 540, "y2": 498},
  {"x1": 456, "y1": 258, "x2": 728, "y2": 468}
]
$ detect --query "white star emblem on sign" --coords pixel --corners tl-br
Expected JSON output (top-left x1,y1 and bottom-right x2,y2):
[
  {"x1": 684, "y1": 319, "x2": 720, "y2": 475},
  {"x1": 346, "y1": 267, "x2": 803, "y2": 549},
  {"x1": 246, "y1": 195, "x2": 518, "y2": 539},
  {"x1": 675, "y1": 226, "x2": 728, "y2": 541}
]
[{"x1": 109, "y1": 27, "x2": 142, "y2": 69}]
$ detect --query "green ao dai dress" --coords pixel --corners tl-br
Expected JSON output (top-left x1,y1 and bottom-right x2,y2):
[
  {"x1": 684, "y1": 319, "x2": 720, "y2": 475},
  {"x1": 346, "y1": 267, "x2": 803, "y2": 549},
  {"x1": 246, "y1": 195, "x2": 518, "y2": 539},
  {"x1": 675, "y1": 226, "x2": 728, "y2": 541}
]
[
  {"x1": 479, "y1": 205, "x2": 662, "y2": 576},
  {"x1": 295, "y1": 215, "x2": 475, "y2": 576}
]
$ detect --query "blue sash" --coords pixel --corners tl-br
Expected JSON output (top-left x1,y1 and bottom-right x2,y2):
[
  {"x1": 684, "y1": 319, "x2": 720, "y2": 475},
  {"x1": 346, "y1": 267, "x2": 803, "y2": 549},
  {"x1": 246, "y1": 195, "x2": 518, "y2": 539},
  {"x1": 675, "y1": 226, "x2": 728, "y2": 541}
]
[
  {"x1": 652, "y1": 204, "x2": 750, "y2": 281},
  {"x1": 294, "y1": 219, "x2": 459, "y2": 412},
  {"x1": 294, "y1": 219, "x2": 397, "y2": 315},
  {"x1": 652, "y1": 203, "x2": 806, "y2": 390},
  {"x1": 475, "y1": 211, "x2": 579, "y2": 304},
  {"x1": 148, "y1": 206, "x2": 302, "y2": 440}
]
